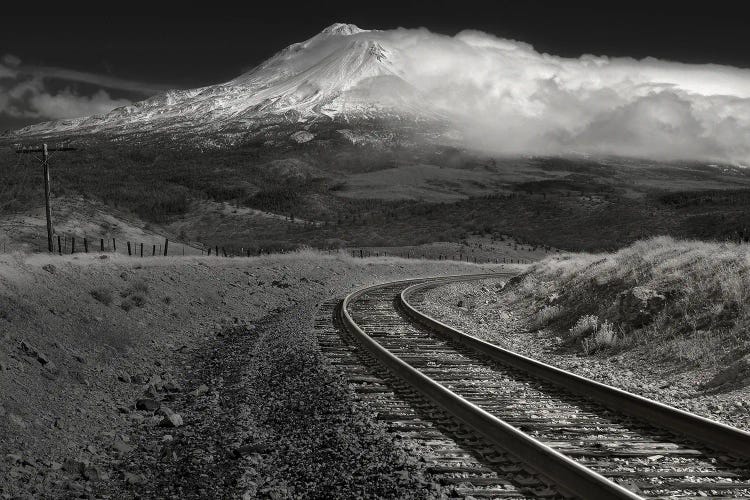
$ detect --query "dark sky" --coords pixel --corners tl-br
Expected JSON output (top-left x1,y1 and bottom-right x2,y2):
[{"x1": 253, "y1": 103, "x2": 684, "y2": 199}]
[{"x1": 3, "y1": 1, "x2": 749, "y2": 130}]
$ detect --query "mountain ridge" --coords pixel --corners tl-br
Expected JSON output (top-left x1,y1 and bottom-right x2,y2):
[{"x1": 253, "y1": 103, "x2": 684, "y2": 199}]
[{"x1": 4, "y1": 23, "x2": 445, "y2": 146}]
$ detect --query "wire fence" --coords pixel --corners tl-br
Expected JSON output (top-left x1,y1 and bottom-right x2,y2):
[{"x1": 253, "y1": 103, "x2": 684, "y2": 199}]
[{"x1": 0, "y1": 233, "x2": 538, "y2": 264}]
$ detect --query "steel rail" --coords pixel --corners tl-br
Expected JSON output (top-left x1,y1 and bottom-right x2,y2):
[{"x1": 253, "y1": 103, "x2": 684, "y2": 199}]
[
  {"x1": 339, "y1": 276, "x2": 642, "y2": 500},
  {"x1": 399, "y1": 278, "x2": 750, "y2": 461}
]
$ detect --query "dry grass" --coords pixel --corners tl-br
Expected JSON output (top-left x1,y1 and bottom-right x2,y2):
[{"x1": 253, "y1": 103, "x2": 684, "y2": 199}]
[
  {"x1": 509, "y1": 237, "x2": 750, "y2": 367},
  {"x1": 90, "y1": 287, "x2": 113, "y2": 306}
]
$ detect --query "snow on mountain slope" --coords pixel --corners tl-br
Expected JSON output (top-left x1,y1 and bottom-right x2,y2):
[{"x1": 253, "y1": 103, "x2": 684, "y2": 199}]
[{"x1": 7, "y1": 23, "x2": 440, "y2": 143}]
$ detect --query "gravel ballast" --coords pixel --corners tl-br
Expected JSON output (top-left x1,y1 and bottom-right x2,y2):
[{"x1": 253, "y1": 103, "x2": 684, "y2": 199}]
[{"x1": 418, "y1": 277, "x2": 750, "y2": 432}]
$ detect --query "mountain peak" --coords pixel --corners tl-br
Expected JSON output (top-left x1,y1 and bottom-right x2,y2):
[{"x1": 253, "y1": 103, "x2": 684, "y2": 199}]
[
  {"x1": 320, "y1": 23, "x2": 366, "y2": 36},
  {"x1": 6, "y1": 22, "x2": 433, "y2": 144}
]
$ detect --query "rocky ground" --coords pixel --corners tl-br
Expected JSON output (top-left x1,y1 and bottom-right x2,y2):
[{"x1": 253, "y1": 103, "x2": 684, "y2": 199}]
[
  {"x1": 419, "y1": 277, "x2": 750, "y2": 432},
  {"x1": 0, "y1": 250, "x2": 502, "y2": 499}
]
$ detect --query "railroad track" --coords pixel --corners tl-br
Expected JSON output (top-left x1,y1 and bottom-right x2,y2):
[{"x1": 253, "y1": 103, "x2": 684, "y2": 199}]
[{"x1": 321, "y1": 274, "x2": 750, "y2": 499}]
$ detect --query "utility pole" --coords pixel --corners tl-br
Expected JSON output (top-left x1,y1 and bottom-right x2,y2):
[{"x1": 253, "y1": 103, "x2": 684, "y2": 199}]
[{"x1": 15, "y1": 143, "x2": 76, "y2": 252}]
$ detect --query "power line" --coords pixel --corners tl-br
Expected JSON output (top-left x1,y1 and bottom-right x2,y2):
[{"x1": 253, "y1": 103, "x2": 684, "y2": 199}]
[{"x1": 15, "y1": 143, "x2": 77, "y2": 253}]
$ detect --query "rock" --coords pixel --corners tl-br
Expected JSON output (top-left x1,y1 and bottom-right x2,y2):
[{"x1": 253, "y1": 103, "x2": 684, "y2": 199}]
[
  {"x1": 131, "y1": 373, "x2": 147, "y2": 384},
  {"x1": 83, "y1": 465, "x2": 103, "y2": 481},
  {"x1": 144, "y1": 384, "x2": 161, "y2": 398},
  {"x1": 135, "y1": 398, "x2": 159, "y2": 412},
  {"x1": 190, "y1": 384, "x2": 209, "y2": 397},
  {"x1": 616, "y1": 286, "x2": 666, "y2": 327},
  {"x1": 162, "y1": 380, "x2": 182, "y2": 392},
  {"x1": 117, "y1": 371, "x2": 131, "y2": 383},
  {"x1": 705, "y1": 354, "x2": 750, "y2": 389},
  {"x1": 62, "y1": 458, "x2": 86, "y2": 475},
  {"x1": 290, "y1": 130, "x2": 314, "y2": 143},
  {"x1": 68, "y1": 370, "x2": 89, "y2": 386},
  {"x1": 50, "y1": 461, "x2": 63, "y2": 470},
  {"x1": 112, "y1": 439, "x2": 135, "y2": 455},
  {"x1": 158, "y1": 406, "x2": 183, "y2": 428},
  {"x1": 124, "y1": 471, "x2": 146, "y2": 486},
  {"x1": 19, "y1": 340, "x2": 39, "y2": 358},
  {"x1": 42, "y1": 264, "x2": 56, "y2": 274}
]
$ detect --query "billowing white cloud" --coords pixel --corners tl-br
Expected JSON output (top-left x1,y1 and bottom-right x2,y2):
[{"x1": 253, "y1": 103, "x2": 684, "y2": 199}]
[
  {"x1": 360, "y1": 27, "x2": 750, "y2": 164},
  {"x1": 0, "y1": 54, "x2": 165, "y2": 123},
  {"x1": 26, "y1": 88, "x2": 131, "y2": 120}
]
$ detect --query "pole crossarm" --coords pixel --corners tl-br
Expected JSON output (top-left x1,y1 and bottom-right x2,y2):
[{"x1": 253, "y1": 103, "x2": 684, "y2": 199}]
[{"x1": 15, "y1": 146, "x2": 76, "y2": 153}]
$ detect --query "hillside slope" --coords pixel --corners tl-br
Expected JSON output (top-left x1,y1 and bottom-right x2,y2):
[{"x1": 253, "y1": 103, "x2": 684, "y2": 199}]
[{"x1": 420, "y1": 237, "x2": 750, "y2": 430}]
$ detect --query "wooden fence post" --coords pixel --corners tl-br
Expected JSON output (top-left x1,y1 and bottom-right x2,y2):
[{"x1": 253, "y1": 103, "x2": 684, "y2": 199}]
[
  {"x1": 113, "y1": 238, "x2": 117, "y2": 252},
  {"x1": 164, "y1": 239, "x2": 169, "y2": 256},
  {"x1": 140, "y1": 243, "x2": 144, "y2": 257},
  {"x1": 100, "y1": 238, "x2": 104, "y2": 252},
  {"x1": 127, "y1": 242, "x2": 132, "y2": 256},
  {"x1": 152, "y1": 244, "x2": 156, "y2": 256},
  {"x1": 57, "y1": 235, "x2": 62, "y2": 255},
  {"x1": 71, "y1": 237, "x2": 76, "y2": 254},
  {"x1": 84, "y1": 238, "x2": 88, "y2": 253},
  {"x1": 215, "y1": 245, "x2": 219, "y2": 257},
  {"x1": 222, "y1": 247, "x2": 227, "y2": 257},
  {"x1": 207, "y1": 247, "x2": 211, "y2": 256}
]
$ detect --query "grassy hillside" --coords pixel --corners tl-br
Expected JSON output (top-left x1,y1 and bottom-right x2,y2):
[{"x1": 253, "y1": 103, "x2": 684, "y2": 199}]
[
  {"x1": 509, "y1": 237, "x2": 750, "y2": 385},
  {"x1": 3, "y1": 139, "x2": 750, "y2": 253}
]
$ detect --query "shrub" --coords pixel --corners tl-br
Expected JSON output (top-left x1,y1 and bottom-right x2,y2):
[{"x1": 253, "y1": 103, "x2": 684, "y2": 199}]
[
  {"x1": 90, "y1": 288, "x2": 113, "y2": 306},
  {"x1": 569, "y1": 315, "x2": 599, "y2": 338},
  {"x1": 532, "y1": 305, "x2": 563, "y2": 330},
  {"x1": 130, "y1": 279, "x2": 149, "y2": 295},
  {"x1": 582, "y1": 320, "x2": 619, "y2": 354},
  {"x1": 120, "y1": 293, "x2": 147, "y2": 312}
]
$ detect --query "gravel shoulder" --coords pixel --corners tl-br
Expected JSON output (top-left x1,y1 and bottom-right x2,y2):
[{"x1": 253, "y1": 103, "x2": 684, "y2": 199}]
[
  {"x1": 418, "y1": 277, "x2": 750, "y2": 431},
  {"x1": 0, "y1": 250, "x2": 500, "y2": 498}
]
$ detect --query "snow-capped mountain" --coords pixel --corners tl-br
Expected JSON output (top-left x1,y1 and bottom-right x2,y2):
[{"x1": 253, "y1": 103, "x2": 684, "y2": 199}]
[{"x1": 6, "y1": 23, "x2": 443, "y2": 145}]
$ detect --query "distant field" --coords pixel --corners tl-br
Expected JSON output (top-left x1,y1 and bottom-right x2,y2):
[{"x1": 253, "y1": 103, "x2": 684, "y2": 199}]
[{"x1": 2, "y1": 142, "x2": 750, "y2": 253}]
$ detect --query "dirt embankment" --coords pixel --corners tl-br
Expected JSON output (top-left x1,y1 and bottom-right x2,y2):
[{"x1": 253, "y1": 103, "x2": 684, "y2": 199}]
[
  {"x1": 0, "y1": 250, "x2": 501, "y2": 498},
  {"x1": 419, "y1": 237, "x2": 750, "y2": 431}
]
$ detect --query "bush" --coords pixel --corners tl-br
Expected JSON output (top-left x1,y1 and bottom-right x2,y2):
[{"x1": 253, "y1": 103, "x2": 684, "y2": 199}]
[
  {"x1": 130, "y1": 279, "x2": 149, "y2": 295},
  {"x1": 120, "y1": 293, "x2": 147, "y2": 311},
  {"x1": 90, "y1": 288, "x2": 113, "y2": 306},
  {"x1": 532, "y1": 305, "x2": 563, "y2": 330},
  {"x1": 569, "y1": 315, "x2": 599, "y2": 338},
  {"x1": 582, "y1": 320, "x2": 620, "y2": 354}
]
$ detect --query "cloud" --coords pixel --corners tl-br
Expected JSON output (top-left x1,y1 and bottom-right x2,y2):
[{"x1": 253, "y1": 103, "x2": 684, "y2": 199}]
[
  {"x1": 0, "y1": 54, "x2": 166, "y2": 123},
  {"x1": 355, "y1": 27, "x2": 750, "y2": 164},
  {"x1": 26, "y1": 88, "x2": 132, "y2": 120},
  {"x1": 21, "y1": 65, "x2": 170, "y2": 94},
  {"x1": 2, "y1": 54, "x2": 21, "y2": 67}
]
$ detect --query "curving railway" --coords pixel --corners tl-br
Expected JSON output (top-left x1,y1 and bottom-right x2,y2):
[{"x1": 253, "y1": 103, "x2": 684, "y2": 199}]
[{"x1": 317, "y1": 273, "x2": 750, "y2": 499}]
